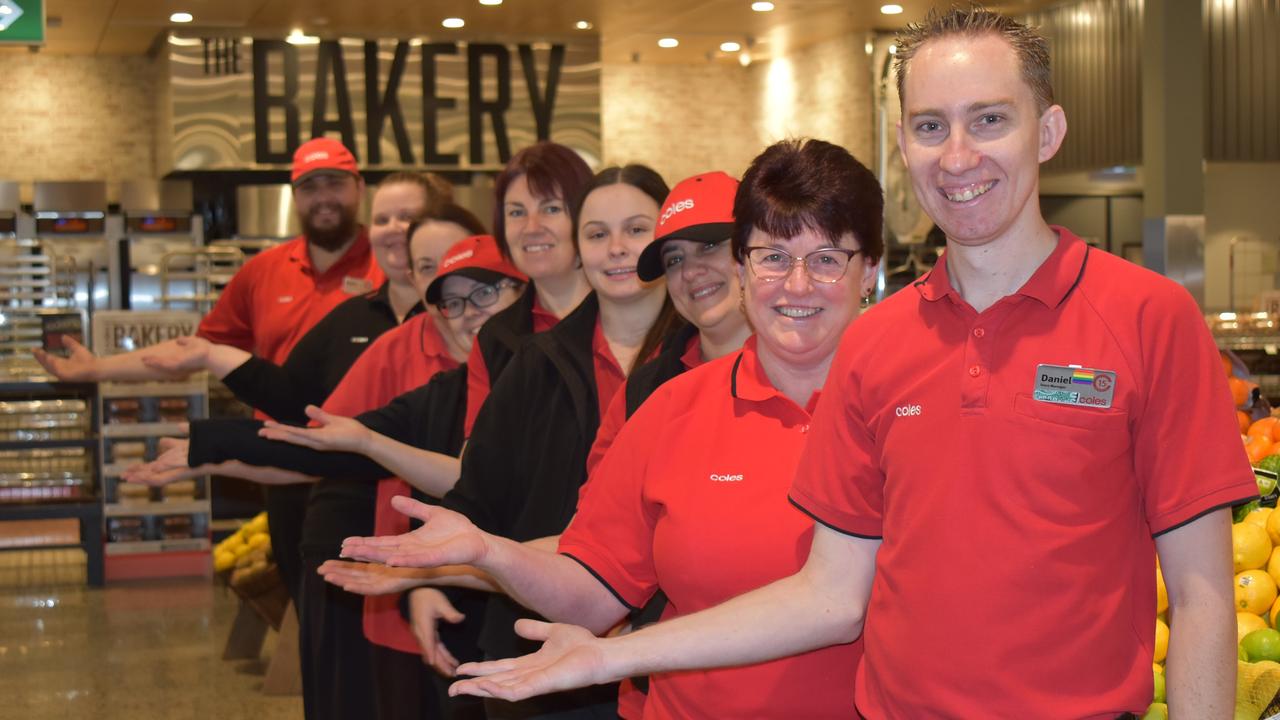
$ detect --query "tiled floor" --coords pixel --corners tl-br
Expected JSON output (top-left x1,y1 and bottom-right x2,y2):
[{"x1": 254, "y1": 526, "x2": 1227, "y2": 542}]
[{"x1": 0, "y1": 570, "x2": 304, "y2": 719}]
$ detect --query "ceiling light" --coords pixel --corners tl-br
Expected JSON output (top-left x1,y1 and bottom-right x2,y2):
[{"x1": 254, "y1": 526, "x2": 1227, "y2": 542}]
[
  {"x1": 169, "y1": 12, "x2": 193, "y2": 23},
  {"x1": 888, "y1": 44, "x2": 897, "y2": 54},
  {"x1": 738, "y1": 51, "x2": 752, "y2": 67},
  {"x1": 442, "y1": 17, "x2": 465, "y2": 28},
  {"x1": 751, "y1": 2, "x2": 775, "y2": 11},
  {"x1": 575, "y1": 20, "x2": 593, "y2": 30},
  {"x1": 658, "y1": 38, "x2": 679, "y2": 48},
  {"x1": 720, "y1": 41, "x2": 742, "y2": 53},
  {"x1": 865, "y1": 41, "x2": 874, "y2": 54},
  {"x1": 880, "y1": 4, "x2": 904, "y2": 14},
  {"x1": 479, "y1": 0, "x2": 503, "y2": 4},
  {"x1": 286, "y1": 29, "x2": 319, "y2": 45}
]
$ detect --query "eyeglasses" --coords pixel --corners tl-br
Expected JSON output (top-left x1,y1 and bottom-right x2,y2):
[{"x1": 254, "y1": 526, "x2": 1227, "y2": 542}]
[
  {"x1": 742, "y1": 246, "x2": 863, "y2": 283},
  {"x1": 436, "y1": 280, "x2": 519, "y2": 318}
]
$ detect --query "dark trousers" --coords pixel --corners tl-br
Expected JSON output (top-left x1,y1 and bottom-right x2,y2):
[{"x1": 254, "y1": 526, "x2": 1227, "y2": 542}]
[
  {"x1": 298, "y1": 550, "x2": 377, "y2": 720},
  {"x1": 265, "y1": 484, "x2": 311, "y2": 607},
  {"x1": 481, "y1": 677, "x2": 619, "y2": 720}
]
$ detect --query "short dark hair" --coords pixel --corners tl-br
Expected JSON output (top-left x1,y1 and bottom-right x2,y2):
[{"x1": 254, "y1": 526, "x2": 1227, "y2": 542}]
[
  {"x1": 895, "y1": 7, "x2": 1054, "y2": 114},
  {"x1": 492, "y1": 142, "x2": 594, "y2": 259},
  {"x1": 731, "y1": 139, "x2": 884, "y2": 264},
  {"x1": 379, "y1": 171, "x2": 454, "y2": 216}
]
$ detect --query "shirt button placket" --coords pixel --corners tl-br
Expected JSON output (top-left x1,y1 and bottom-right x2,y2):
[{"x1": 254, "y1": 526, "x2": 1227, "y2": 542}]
[{"x1": 961, "y1": 324, "x2": 990, "y2": 410}]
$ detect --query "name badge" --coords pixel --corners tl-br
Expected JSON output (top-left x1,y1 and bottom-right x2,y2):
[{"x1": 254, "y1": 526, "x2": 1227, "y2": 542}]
[
  {"x1": 343, "y1": 276, "x2": 374, "y2": 295},
  {"x1": 1033, "y1": 364, "x2": 1116, "y2": 409}
]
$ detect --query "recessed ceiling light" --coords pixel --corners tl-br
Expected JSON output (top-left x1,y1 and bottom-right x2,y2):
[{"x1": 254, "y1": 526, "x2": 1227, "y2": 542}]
[
  {"x1": 880, "y1": 4, "x2": 904, "y2": 15},
  {"x1": 169, "y1": 12, "x2": 193, "y2": 23},
  {"x1": 442, "y1": 17, "x2": 465, "y2": 28},
  {"x1": 479, "y1": 0, "x2": 503, "y2": 5},
  {"x1": 888, "y1": 44, "x2": 898, "y2": 54},
  {"x1": 720, "y1": 41, "x2": 742, "y2": 52},
  {"x1": 575, "y1": 20, "x2": 593, "y2": 30},
  {"x1": 738, "y1": 51, "x2": 752, "y2": 67},
  {"x1": 751, "y1": 2, "x2": 775, "y2": 11},
  {"x1": 658, "y1": 38, "x2": 679, "y2": 48},
  {"x1": 286, "y1": 29, "x2": 319, "y2": 45}
]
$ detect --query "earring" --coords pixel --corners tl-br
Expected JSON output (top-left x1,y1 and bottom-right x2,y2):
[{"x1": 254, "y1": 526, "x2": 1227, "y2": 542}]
[{"x1": 861, "y1": 293, "x2": 872, "y2": 308}]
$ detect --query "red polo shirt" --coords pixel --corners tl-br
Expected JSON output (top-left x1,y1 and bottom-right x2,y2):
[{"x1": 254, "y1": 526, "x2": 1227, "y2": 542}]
[
  {"x1": 560, "y1": 337, "x2": 861, "y2": 720},
  {"x1": 462, "y1": 298, "x2": 558, "y2": 436},
  {"x1": 197, "y1": 230, "x2": 383, "y2": 365},
  {"x1": 317, "y1": 313, "x2": 459, "y2": 654},
  {"x1": 790, "y1": 228, "x2": 1257, "y2": 719}
]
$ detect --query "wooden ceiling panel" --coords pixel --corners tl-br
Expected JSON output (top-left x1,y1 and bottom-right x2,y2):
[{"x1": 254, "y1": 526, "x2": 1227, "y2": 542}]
[{"x1": 28, "y1": 0, "x2": 1065, "y2": 60}]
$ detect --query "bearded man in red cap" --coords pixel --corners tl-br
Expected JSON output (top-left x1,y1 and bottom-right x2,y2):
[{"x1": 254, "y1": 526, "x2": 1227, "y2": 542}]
[{"x1": 35, "y1": 137, "x2": 384, "y2": 375}]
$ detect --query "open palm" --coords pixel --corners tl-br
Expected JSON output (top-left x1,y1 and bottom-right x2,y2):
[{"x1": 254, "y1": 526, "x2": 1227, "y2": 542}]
[
  {"x1": 450, "y1": 620, "x2": 611, "y2": 701},
  {"x1": 340, "y1": 495, "x2": 490, "y2": 569}
]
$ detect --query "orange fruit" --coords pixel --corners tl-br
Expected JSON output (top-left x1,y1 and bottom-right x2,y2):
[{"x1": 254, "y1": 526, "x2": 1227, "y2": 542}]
[
  {"x1": 1231, "y1": 376, "x2": 1253, "y2": 407},
  {"x1": 1251, "y1": 417, "x2": 1280, "y2": 441},
  {"x1": 1247, "y1": 435, "x2": 1275, "y2": 464},
  {"x1": 1237, "y1": 570, "x2": 1279, "y2": 614},
  {"x1": 1236, "y1": 523, "x2": 1274, "y2": 572},
  {"x1": 1224, "y1": 353, "x2": 1236, "y2": 376},
  {"x1": 1242, "y1": 411, "x2": 1256, "y2": 434},
  {"x1": 1240, "y1": 612, "x2": 1269, "y2": 642}
]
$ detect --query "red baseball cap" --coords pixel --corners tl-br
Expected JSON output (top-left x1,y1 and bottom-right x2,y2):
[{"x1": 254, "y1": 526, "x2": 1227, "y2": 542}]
[
  {"x1": 637, "y1": 171, "x2": 738, "y2": 281},
  {"x1": 291, "y1": 137, "x2": 359, "y2": 184},
  {"x1": 426, "y1": 235, "x2": 529, "y2": 304}
]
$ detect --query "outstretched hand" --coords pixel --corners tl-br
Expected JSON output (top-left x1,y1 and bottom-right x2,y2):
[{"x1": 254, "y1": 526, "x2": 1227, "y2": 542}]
[
  {"x1": 122, "y1": 436, "x2": 196, "y2": 487},
  {"x1": 317, "y1": 559, "x2": 432, "y2": 596},
  {"x1": 139, "y1": 335, "x2": 209, "y2": 376},
  {"x1": 32, "y1": 336, "x2": 99, "y2": 382},
  {"x1": 449, "y1": 620, "x2": 613, "y2": 701},
  {"x1": 340, "y1": 495, "x2": 490, "y2": 569},
  {"x1": 259, "y1": 405, "x2": 372, "y2": 453}
]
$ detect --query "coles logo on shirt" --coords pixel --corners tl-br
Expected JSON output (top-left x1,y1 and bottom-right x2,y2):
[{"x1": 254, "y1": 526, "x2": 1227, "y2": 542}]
[{"x1": 710, "y1": 473, "x2": 744, "y2": 482}]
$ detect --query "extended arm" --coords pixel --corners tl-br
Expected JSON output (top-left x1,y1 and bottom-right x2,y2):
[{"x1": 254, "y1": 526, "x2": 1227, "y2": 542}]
[
  {"x1": 450, "y1": 525, "x2": 878, "y2": 701},
  {"x1": 34, "y1": 337, "x2": 197, "y2": 383},
  {"x1": 1155, "y1": 509, "x2": 1236, "y2": 718}
]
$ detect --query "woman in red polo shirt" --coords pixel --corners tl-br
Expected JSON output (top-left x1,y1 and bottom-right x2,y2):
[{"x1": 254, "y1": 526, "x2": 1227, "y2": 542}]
[{"x1": 340, "y1": 139, "x2": 884, "y2": 720}]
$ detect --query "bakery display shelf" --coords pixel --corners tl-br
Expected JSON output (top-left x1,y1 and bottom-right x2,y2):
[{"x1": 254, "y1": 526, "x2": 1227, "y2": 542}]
[
  {"x1": 104, "y1": 500, "x2": 210, "y2": 517},
  {"x1": 100, "y1": 422, "x2": 188, "y2": 438},
  {"x1": 104, "y1": 538, "x2": 210, "y2": 556}
]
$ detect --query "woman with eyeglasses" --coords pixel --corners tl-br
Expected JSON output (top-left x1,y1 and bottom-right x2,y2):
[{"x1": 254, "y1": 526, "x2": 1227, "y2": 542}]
[{"x1": 338, "y1": 139, "x2": 884, "y2": 719}]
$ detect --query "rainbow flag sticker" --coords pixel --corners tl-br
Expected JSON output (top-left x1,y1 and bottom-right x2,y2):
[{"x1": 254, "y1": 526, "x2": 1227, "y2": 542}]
[{"x1": 1071, "y1": 369, "x2": 1096, "y2": 385}]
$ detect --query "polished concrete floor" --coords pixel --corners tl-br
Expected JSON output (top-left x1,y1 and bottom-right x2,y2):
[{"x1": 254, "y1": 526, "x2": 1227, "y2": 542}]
[{"x1": 0, "y1": 562, "x2": 304, "y2": 719}]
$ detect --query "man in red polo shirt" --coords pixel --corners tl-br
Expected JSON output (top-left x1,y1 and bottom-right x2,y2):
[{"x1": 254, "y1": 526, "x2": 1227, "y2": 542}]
[
  {"x1": 33, "y1": 136, "x2": 383, "y2": 378},
  {"x1": 441, "y1": 9, "x2": 1256, "y2": 719}
]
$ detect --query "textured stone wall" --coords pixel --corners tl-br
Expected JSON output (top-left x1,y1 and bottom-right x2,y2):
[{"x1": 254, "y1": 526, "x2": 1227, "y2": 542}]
[{"x1": 0, "y1": 54, "x2": 160, "y2": 197}]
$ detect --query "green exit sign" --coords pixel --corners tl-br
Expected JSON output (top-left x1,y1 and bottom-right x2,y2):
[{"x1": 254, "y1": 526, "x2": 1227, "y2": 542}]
[{"x1": 0, "y1": 0, "x2": 44, "y2": 45}]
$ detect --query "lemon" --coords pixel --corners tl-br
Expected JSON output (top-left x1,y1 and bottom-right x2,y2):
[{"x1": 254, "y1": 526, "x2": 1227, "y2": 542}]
[
  {"x1": 1153, "y1": 662, "x2": 1163, "y2": 674},
  {"x1": 244, "y1": 512, "x2": 269, "y2": 536},
  {"x1": 1247, "y1": 507, "x2": 1275, "y2": 529},
  {"x1": 248, "y1": 533, "x2": 270, "y2": 550},
  {"x1": 1156, "y1": 567, "x2": 1169, "y2": 615},
  {"x1": 1240, "y1": 611, "x2": 1269, "y2": 642},
  {"x1": 213, "y1": 550, "x2": 236, "y2": 573},
  {"x1": 232, "y1": 542, "x2": 253, "y2": 560},
  {"x1": 1234, "y1": 522, "x2": 1273, "y2": 573},
  {"x1": 1155, "y1": 618, "x2": 1170, "y2": 663},
  {"x1": 1267, "y1": 509, "x2": 1280, "y2": 546},
  {"x1": 1238, "y1": 570, "x2": 1280, "y2": 614}
]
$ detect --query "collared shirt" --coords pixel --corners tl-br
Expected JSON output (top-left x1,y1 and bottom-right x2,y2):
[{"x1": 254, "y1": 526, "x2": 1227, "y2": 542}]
[
  {"x1": 591, "y1": 318, "x2": 628, "y2": 425},
  {"x1": 586, "y1": 333, "x2": 703, "y2": 478},
  {"x1": 790, "y1": 227, "x2": 1257, "y2": 718},
  {"x1": 198, "y1": 229, "x2": 384, "y2": 364},
  {"x1": 560, "y1": 336, "x2": 860, "y2": 720},
  {"x1": 463, "y1": 296, "x2": 559, "y2": 436}
]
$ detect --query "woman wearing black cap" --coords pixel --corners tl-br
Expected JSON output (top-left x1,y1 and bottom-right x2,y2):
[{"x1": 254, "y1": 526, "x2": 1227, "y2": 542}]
[{"x1": 341, "y1": 139, "x2": 885, "y2": 720}]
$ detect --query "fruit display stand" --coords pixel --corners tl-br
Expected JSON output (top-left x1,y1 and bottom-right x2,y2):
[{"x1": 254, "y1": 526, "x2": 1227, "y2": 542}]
[
  {"x1": 92, "y1": 310, "x2": 212, "y2": 582},
  {"x1": 216, "y1": 513, "x2": 301, "y2": 696}
]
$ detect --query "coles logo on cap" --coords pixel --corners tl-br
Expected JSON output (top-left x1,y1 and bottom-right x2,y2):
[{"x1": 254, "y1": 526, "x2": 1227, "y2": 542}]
[
  {"x1": 660, "y1": 198, "x2": 696, "y2": 226},
  {"x1": 291, "y1": 137, "x2": 359, "y2": 183},
  {"x1": 441, "y1": 248, "x2": 475, "y2": 269}
]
